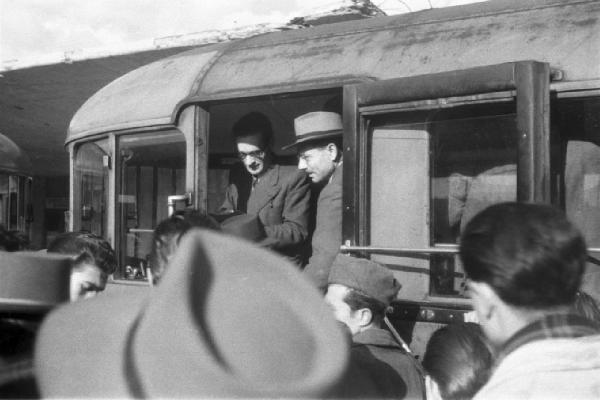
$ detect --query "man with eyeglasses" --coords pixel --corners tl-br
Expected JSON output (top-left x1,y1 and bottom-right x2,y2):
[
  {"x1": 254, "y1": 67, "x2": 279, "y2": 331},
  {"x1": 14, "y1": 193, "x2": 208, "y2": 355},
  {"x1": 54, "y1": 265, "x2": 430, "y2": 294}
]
[
  {"x1": 282, "y1": 111, "x2": 344, "y2": 291},
  {"x1": 219, "y1": 112, "x2": 311, "y2": 265}
]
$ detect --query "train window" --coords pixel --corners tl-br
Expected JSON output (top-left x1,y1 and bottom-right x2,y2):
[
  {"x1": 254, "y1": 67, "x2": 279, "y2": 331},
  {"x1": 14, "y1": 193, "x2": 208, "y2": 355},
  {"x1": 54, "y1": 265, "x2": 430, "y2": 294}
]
[
  {"x1": 116, "y1": 130, "x2": 186, "y2": 280},
  {"x1": 430, "y1": 107, "x2": 517, "y2": 297},
  {"x1": 559, "y1": 97, "x2": 600, "y2": 248},
  {"x1": 0, "y1": 175, "x2": 10, "y2": 228},
  {"x1": 368, "y1": 103, "x2": 517, "y2": 300},
  {"x1": 206, "y1": 90, "x2": 341, "y2": 212},
  {"x1": 0, "y1": 175, "x2": 30, "y2": 232},
  {"x1": 558, "y1": 97, "x2": 600, "y2": 298},
  {"x1": 74, "y1": 141, "x2": 109, "y2": 237}
]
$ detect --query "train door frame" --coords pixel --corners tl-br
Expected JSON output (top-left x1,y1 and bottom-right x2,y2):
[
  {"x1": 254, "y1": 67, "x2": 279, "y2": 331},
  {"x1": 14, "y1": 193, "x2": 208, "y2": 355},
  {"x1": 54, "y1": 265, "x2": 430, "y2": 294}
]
[{"x1": 340, "y1": 61, "x2": 551, "y2": 313}]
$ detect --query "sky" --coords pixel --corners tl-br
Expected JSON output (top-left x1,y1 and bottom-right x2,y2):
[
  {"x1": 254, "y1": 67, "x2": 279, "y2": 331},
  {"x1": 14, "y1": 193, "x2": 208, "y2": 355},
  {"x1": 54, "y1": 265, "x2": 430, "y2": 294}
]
[{"x1": 0, "y1": 0, "x2": 485, "y2": 63}]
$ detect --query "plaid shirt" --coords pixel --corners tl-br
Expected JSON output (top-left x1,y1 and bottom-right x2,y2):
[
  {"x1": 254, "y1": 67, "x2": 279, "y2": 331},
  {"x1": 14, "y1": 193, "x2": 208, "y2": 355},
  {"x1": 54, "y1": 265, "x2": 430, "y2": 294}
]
[{"x1": 497, "y1": 313, "x2": 600, "y2": 364}]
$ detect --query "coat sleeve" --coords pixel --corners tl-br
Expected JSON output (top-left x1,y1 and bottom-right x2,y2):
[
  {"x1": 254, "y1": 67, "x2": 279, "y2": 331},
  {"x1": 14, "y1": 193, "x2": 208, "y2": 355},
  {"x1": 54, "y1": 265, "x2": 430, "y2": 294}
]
[
  {"x1": 303, "y1": 179, "x2": 342, "y2": 291},
  {"x1": 263, "y1": 170, "x2": 310, "y2": 247}
]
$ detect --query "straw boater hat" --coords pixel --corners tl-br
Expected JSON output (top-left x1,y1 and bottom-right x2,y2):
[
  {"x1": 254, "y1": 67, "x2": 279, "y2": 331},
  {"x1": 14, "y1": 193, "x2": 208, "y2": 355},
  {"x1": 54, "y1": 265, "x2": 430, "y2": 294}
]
[
  {"x1": 282, "y1": 111, "x2": 343, "y2": 150},
  {"x1": 0, "y1": 251, "x2": 71, "y2": 313},
  {"x1": 36, "y1": 229, "x2": 349, "y2": 398}
]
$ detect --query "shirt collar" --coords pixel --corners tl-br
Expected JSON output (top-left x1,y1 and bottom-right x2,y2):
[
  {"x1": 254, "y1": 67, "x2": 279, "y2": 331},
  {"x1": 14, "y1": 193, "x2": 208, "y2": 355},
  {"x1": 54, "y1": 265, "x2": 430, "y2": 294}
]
[
  {"x1": 352, "y1": 327, "x2": 402, "y2": 350},
  {"x1": 498, "y1": 312, "x2": 600, "y2": 363}
]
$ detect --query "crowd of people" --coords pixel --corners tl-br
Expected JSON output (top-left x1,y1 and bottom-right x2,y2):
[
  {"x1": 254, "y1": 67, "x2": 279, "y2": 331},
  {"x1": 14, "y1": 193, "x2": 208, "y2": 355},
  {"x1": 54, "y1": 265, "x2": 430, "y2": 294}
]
[{"x1": 0, "y1": 110, "x2": 599, "y2": 398}]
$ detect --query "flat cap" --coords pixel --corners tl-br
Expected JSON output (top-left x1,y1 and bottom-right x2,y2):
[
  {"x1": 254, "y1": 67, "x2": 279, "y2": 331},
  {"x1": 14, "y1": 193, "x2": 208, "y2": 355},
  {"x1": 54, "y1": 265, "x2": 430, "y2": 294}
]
[{"x1": 328, "y1": 254, "x2": 400, "y2": 306}]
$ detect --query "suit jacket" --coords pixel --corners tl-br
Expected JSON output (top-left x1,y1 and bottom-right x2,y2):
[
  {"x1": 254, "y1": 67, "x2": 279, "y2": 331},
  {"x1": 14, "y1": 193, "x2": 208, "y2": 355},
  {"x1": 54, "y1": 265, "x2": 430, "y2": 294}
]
[
  {"x1": 303, "y1": 165, "x2": 342, "y2": 291},
  {"x1": 333, "y1": 328, "x2": 425, "y2": 399},
  {"x1": 220, "y1": 164, "x2": 310, "y2": 263}
]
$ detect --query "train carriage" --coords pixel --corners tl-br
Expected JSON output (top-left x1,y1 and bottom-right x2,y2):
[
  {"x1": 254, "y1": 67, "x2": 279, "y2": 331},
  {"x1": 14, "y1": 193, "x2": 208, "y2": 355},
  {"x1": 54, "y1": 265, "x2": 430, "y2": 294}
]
[
  {"x1": 0, "y1": 132, "x2": 33, "y2": 237},
  {"x1": 66, "y1": 0, "x2": 600, "y2": 354}
]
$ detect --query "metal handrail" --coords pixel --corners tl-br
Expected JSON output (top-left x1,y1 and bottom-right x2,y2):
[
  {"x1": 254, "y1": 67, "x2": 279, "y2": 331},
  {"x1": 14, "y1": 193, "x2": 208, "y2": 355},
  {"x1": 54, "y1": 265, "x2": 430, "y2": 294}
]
[
  {"x1": 340, "y1": 245, "x2": 459, "y2": 255},
  {"x1": 341, "y1": 245, "x2": 600, "y2": 255}
]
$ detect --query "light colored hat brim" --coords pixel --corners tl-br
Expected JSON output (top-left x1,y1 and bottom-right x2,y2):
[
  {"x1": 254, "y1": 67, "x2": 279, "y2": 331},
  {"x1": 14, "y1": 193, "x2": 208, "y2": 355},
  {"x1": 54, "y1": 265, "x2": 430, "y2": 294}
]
[
  {"x1": 0, "y1": 299, "x2": 62, "y2": 313},
  {"x1": 36, "y1": 229, "x2": 349, "y2": 398},
  {"x1": 35, "y1": 289, "x2": 148, "y2": 397},
  {"x1": 281, "y1": 129, "x2": 342, "y2": 151}
]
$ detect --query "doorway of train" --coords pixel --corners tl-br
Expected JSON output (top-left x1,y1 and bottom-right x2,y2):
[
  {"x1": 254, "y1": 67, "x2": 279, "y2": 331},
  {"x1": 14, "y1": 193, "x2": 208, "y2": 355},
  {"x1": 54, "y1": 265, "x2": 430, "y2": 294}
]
[{"x1": 72, "y1": 128, "x2": 193, "y2": 280}]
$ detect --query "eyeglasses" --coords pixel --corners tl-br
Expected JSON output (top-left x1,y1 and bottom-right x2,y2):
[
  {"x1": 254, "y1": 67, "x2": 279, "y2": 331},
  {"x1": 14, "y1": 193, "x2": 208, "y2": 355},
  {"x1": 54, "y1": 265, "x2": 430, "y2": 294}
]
[{"x1": 238, "y1": 150, "x2": 265, "y2": 160}]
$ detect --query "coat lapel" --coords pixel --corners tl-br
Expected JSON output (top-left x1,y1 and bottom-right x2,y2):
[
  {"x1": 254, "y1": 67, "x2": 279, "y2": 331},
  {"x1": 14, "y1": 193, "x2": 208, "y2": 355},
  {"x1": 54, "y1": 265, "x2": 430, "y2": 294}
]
[{"x1": 247, "y1": 165, "x2": 281, "y2": 214}]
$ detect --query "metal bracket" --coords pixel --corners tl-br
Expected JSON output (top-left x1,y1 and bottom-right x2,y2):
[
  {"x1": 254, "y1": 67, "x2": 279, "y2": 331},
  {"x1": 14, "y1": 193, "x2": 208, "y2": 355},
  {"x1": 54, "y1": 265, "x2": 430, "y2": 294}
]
[{"x1": 167, "y1": 192, "x2": 192, "y2": 216}]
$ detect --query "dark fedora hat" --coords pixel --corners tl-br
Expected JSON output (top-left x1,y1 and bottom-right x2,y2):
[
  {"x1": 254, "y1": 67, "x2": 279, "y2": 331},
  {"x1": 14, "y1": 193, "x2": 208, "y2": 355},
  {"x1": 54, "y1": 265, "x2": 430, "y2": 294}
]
[
  {"x1": 0, "y1": 251, "x2": 72, "y2": 313},
  {"x1": 282, "y1": 111, "x2": 343, "y2": 150},
  {"x1": 36, "y1": 229, "x2": 349, "y2": 398},
  {"x1": 220, "y1": 212, "x2": 266, "y2": 243}
]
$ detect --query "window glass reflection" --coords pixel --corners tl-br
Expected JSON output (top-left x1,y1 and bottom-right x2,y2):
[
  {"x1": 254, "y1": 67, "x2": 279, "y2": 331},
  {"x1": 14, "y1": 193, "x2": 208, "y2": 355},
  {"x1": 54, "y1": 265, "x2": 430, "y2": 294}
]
[
  {"x1": 74, "y1": 141, "x2": 109, "y2": 236},
  {"x1": 117, "y1": 131, "x2": 186, "y2": 280}
]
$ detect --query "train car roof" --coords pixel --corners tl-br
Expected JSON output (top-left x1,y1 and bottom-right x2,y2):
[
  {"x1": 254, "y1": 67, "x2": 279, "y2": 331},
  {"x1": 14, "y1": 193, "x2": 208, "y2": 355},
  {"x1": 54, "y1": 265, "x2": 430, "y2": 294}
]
[
  {"x1": 0, "y1": 46, "x2": 197, "y2": 176},
  {"x1": 67, "y1": 0, "x2": 600, "y2": 143},
  {"x1": 0, "y1": 132, "x2": 33, "y2": 176}
]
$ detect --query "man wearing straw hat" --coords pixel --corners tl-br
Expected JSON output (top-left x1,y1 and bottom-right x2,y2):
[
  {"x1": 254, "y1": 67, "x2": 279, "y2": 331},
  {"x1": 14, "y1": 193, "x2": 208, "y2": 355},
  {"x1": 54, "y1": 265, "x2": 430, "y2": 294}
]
[{"x1": 283, "y1": 111, "x2": 344, "y2": 292}]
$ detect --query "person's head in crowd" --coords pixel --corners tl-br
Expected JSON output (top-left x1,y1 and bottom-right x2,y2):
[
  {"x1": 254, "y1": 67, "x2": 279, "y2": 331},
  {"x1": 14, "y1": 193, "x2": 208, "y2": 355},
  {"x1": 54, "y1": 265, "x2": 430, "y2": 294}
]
[
  {"x1": 233, "y1": 112, "x2": 274, "y2": 178},
  {"x1": 149, "y1": 210, "x2": 220, "y2": 284},
  {"x1": 10, "y1": 230, "x2": 29, "y2": 250},
  {"x1": 47, "y1": 231, "x2": 117, "y2": 301},
  {"x1": 422, "y1": 322, "x2": 494, "y2": 400},
  {"x1": 460, "y1": 202, "x2": 587, "y2": 347},
  {"x1": 283, "y1": 111, "x2": 343, "y2": 184},
  {"x1": 572, "y1": 291, "x2": 600, "y2": 326},
  {"x1": 325, "y1": 254, "x2": 400, "y2": 335},
  {"x1": 0, "y1": 225, "x2": 25, "y2": 252}
]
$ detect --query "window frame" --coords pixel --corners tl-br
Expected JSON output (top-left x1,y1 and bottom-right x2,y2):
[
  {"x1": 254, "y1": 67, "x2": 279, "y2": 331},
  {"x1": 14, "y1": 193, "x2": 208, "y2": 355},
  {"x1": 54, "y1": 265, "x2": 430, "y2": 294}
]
[{"x1": 341, "y1": 61, "x2": 551, "y2": 304}]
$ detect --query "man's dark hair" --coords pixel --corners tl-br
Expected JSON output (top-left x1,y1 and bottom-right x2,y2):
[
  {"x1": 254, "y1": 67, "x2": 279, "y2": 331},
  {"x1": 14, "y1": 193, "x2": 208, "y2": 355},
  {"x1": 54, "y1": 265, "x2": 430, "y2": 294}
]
[
  {"x1": 423, "y1": 322, "x2": 493, "y2": 400},
  {"x1": 0, "y1": 226, "x2": 22, "y2": 252},
  {"x1": 47, "y1": 231, "x2": 117, "y2": 275},
  {"x1": 343, "y1": 288, "x2": 388, "y2": 324},
  {"x1": 149, "y1": 210, "x2": 220, "y2": 278},
  {"x1": 572, "y1": 291, "x2": 600, "y2": 326},
  {"x1": 460, "y1": 202, "x2": 587, "y2": 308},
  {"x1": 232, "y1": 112, "x2": 273, "y2": 149}
]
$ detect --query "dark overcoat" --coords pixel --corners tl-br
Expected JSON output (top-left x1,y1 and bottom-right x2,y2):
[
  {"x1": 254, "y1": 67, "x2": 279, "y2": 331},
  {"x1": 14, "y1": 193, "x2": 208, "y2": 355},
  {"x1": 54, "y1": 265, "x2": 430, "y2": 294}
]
[
  {"x1": 220, "y1": 164, "x2": 311, "y2": 263},
  {"x1": 334, "y1": 328, "x2": 426, "y2": 399},
  {"x1": 303, "y1": 164, "x2": 342, "y2": 291}
]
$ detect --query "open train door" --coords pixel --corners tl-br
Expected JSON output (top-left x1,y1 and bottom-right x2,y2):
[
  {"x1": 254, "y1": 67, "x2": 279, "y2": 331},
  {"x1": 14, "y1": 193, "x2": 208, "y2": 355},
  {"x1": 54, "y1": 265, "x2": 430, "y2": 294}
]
[{"x1": 341, "y1": 61, "x2": 552, "y2": 355}]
